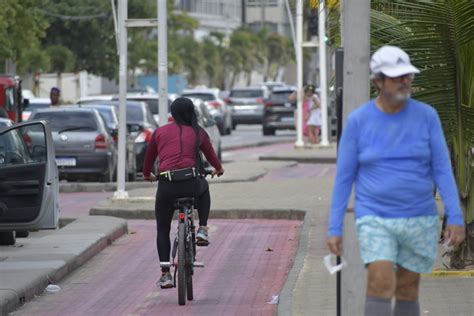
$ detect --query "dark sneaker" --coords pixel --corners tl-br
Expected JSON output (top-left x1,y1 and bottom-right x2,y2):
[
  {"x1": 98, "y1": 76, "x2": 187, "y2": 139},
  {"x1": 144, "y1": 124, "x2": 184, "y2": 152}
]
[
  {"x1": 158, "y1": 272, "x2": 173, "y2": 289},
  {"x1": 196, "y1": 226, "x2": 209, "y2": 246}
]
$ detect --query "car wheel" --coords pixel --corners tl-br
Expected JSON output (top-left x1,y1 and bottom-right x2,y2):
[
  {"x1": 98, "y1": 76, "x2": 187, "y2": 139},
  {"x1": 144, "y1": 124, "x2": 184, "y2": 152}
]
[
  {"x1": 128, "y1": 171, "x2": 137, "y2": 182},
  {"x1": 0, "y1": 231, "x2": 16, "y2": 245},
  {"x1": 263, "y1": 127, "x2": 275, "y2": 136},
  {"x1": 16, "y1": 231, "x2": 29, "y2": 238},
  {"x1": 232, "y1": 123, "x2": 237, "y2": 130}
]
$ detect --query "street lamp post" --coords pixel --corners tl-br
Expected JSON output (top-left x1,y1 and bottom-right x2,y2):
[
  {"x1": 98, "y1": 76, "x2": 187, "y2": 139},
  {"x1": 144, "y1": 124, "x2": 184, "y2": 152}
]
[{"x1": 295, "y1": 0, "x2": 304, "y2": 148}]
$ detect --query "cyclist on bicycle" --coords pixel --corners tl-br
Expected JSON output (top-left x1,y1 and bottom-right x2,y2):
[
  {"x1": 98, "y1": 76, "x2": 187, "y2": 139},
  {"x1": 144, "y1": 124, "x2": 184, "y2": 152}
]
[{"x1": 143, "y1": 97, "x2": 224, "y2": 289}]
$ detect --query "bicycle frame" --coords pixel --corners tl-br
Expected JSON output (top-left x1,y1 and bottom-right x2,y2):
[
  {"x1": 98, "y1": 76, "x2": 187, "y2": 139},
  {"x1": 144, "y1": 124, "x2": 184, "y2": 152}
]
[{"x1": 160, "y1": 197, "x2": 204, "y2": 305}]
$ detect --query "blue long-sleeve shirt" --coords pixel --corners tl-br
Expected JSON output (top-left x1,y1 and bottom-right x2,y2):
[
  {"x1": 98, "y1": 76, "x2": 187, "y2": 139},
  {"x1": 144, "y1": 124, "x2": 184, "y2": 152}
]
[{"x1": 327, "y1": 98, "x2": 464, "y2": 237}]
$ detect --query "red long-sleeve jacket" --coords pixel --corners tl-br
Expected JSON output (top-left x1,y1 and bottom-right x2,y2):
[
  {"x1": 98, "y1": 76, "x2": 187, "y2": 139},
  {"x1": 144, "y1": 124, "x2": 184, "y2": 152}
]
[{"x1": 142, "y1": 123, "x2": 222, "y2": 177}]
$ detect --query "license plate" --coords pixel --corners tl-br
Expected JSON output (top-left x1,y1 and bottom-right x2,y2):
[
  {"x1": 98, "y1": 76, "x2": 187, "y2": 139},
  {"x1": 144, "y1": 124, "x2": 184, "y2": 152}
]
[
  {"x1": 56, "y1": 157, "x2": 76, "y2": 166},
  {"x1": 281, "y1": 117, "x2": 294, "y2": 122}
]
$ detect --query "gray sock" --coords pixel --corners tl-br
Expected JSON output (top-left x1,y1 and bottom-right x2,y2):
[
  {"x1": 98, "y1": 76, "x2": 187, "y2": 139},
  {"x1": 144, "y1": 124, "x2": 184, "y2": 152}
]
[
  {"x1": 365, "y1": 296, "x2": 392, "y2": 316},
  {"x1": 394, "y1": 300, "x2": 420, "y2": 316}
]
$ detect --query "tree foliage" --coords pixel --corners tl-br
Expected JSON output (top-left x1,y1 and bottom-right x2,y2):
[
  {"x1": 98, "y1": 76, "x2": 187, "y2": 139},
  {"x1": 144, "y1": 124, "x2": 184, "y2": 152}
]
[{"x1": 0, "y1": 0, "x2": 50, "y2": 73}]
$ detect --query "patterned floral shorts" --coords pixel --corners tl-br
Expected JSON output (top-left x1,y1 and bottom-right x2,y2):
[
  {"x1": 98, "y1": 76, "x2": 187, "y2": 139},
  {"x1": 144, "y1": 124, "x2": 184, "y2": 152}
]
[{"x1": 356, "y1": 215, "x2": 440, "y2": 273}]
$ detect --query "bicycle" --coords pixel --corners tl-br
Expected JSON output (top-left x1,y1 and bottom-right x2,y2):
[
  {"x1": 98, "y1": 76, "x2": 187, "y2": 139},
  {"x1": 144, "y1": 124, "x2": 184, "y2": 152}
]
[{"x1": 159, "y1": 185, "x2": 210, "y2": 304}]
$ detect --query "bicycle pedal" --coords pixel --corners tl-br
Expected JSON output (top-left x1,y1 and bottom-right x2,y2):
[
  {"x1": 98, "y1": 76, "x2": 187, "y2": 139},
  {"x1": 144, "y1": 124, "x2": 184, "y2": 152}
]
[
  {"x1": 196, "y1": 240, "x2": 209, "y2": 246},
  {"x1": 193, "y1": 261, "x2": 205, "y2": 268}
]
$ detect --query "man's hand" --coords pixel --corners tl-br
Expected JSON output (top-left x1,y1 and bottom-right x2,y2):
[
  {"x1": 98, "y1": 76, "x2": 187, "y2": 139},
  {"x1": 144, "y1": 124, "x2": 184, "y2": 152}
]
[
  {"x1": 212, "y1": 168, "x2": 224, "y2": 178},
  {"x1": 444, "y1": 225, "x2": 465, "y2": 247},
  {"x1": 327, "y1": 236, "x2": 343, "y2": 256},
  {"x1": 143, "y1": 173, "x2": 157, "y2": 182}
]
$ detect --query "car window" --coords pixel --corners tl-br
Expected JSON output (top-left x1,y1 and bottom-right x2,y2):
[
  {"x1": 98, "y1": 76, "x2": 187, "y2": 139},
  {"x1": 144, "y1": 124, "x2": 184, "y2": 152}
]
[
  {"x1": 230, "y1": 90, "x2": 263, "y2": 98},
  {"x1": 32, "y1": 112, "x2": 98, "y2": 132},
  {"x1": 126, "y1": 105, "x2": 144, "y2": 123},
  {"x1": 0, "y1": 124, "x2": 47, "y2": 165},
  {"x1": 182, "y1": 93, "x2": 215, "y2": 101},
  {"x1": 95, "y1": 108, "x2": 115, "y2": 126},
  {"x1": 270, "y1": 90, "x2": 295, "y2": 101}
]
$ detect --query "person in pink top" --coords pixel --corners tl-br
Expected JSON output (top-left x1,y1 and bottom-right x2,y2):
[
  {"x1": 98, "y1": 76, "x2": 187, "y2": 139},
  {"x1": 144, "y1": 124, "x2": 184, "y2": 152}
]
[
  {"x1": 289, "y1": 84, "x2": 321, "y2": 144},
  {"x1": 143, "y1": 97, "x2": 224, "y2": 289}
]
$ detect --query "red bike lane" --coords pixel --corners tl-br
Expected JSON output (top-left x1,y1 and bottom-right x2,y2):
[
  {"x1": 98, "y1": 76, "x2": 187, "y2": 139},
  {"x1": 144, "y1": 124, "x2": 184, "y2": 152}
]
[{"x1": 14, "y1": 219, "x2": 301, "y2": 316}]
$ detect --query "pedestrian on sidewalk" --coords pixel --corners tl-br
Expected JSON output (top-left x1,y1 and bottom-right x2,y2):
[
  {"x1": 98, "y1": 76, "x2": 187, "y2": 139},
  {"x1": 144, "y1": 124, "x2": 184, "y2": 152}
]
[
  {"x1": 326, "y1": 45, "x2": 465, "y2": 316},
  {"x1": 49, "y1": 87, "x2": 61, "y2": 106},
  {"x1": 142, "y1": 97, "x2": 224, "y2": 289},
  {"x1": 289, "y1": 84, "x2": 321, "y2": 145}
]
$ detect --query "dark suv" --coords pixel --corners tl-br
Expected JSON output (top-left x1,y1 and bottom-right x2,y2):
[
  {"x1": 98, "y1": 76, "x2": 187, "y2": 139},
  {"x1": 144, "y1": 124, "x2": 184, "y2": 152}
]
[{"x1": 262, "y1": 86, "x2": 296, "y2": 135}]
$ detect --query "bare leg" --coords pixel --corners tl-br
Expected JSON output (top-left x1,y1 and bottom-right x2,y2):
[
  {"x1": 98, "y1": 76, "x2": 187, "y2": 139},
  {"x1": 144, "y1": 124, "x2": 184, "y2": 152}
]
[
  {"x1": 394, "y1": 266, "x2": 420, "y2": 316},
  {"x1": 365, "y1": 261, "x2": 396, "y2": 316}
]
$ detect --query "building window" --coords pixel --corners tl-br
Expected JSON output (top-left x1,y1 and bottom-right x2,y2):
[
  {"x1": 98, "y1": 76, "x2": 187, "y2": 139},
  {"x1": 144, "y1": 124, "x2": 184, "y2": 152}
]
[{"x1": 247, "y1": 0, "x2": 279, "y2": 7}]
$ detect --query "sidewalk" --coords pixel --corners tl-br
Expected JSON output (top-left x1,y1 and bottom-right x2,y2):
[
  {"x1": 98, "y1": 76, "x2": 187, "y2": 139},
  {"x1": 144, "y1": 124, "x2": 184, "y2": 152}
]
[{"x1": 2, "y1": 143, "x2": 473, "y2": 315}]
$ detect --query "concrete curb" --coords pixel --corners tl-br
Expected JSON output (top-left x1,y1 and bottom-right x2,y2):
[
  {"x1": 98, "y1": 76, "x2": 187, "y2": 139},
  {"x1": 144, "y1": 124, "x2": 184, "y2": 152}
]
[
  {"x1": 259, "y1": 155, "x2": 336, "y2": 164},
  {"x1": 277, "y1": 210, "x2": 312, "y2": 315},
  {"x1": 0, "y1": 216, "x2": 128, "y2": 315},
  {"x1": 90, "y1": 207, "x2": 306, "y2": 221},
  {"x1": 222, "y1": 139, "x2": 292, "y2": 151}
]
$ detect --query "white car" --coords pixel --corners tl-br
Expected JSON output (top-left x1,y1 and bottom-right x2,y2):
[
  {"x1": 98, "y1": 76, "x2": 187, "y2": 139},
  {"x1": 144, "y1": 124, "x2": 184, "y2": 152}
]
[
  {"x1": 22, "y1": 98, "x2": 51, "y2": 121},
  {"x1": 181, "y1": 88, "x2": 233, "y2": 135},
  {"x1": 0, "y1": 120, "x2": 60, "y2": 245}
]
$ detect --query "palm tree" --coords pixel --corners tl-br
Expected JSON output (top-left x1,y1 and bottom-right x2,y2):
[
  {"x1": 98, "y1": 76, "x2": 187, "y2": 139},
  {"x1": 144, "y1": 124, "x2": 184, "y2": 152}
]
[{"x1": 371, "y1": 0, "x2": 474, "y2": 268}]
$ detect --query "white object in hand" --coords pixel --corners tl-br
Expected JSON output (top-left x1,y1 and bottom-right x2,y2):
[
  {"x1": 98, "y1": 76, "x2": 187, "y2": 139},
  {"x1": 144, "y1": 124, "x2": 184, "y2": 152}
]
[{"x1": 324, "y1": 254, "x2": 347, "y2": 275}]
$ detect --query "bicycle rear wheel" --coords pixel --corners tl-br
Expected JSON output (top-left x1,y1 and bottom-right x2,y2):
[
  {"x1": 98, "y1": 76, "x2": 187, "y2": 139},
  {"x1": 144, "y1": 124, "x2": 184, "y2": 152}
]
[
  {"x1": 187, "y1": 236, "x2": 194, "y2": 301},
  {"x1": 178, "y1": 222, "x2": 186, "y2": 305}
]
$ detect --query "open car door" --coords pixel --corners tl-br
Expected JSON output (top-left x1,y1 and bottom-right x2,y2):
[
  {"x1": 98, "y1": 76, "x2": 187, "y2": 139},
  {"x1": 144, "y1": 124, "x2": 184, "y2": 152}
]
[{"x1": 0, "y1": 121, "x2": 59, "y2": 245}]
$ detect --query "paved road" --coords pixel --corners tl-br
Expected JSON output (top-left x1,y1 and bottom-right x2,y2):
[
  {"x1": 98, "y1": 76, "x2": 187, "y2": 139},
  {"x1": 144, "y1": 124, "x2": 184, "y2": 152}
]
[
  {"x1": 221, "y1": 125, "x2": 295, "y2": 149},
  {"x1": 12, "y1": 219, "x2": 301, "y2": 316}
]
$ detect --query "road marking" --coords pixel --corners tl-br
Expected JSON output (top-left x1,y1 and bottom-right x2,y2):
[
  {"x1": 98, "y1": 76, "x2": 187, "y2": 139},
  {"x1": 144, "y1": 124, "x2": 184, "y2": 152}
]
[{"x1": 422, "y1": 269, "x2": 474, "y2": 278}]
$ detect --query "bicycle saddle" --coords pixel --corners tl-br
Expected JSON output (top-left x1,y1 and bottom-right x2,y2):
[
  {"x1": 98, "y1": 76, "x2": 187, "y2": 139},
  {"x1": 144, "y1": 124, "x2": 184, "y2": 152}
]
[{"x1": 174, "y1": 197, "x2": 194, "y2": 209}]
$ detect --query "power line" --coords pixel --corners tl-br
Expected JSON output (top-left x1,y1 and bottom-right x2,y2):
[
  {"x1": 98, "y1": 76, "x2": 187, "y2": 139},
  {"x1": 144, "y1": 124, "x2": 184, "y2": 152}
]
[{"x1": 35, "y1": 8, "x2": 108, "y2": 21}]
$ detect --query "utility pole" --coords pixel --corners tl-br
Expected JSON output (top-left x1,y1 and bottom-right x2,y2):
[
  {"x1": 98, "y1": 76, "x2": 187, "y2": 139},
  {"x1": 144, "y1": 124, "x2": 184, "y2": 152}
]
[
  {"x1": 115, "y1": 0, "x2": 128, "y2": 199},
  {"x1": 114, "y1": 0, "x2": 163, "y2": 199},
  {"x1": 295, "y1": 0, "x2": 304, "y2": 147},
  {"x1": 318, "y1": 0, "x2": 329, "y2": 146},
  {"x1": 341, "y1": 0, "x2": 371, "y2": 315},
  {"x1": 158, "y1": 0, "x2": 168, "y2": 127}
]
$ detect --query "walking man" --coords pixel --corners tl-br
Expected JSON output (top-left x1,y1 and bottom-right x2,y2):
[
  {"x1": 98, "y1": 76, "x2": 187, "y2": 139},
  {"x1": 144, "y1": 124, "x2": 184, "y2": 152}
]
[{"x1": 326, "y1": 45, "x2": 465, "y2": 316}]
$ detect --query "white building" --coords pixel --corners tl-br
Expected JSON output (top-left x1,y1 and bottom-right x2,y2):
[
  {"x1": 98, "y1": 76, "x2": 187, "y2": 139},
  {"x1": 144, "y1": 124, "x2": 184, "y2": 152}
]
[
  {"x1": 174, "y1": 0, "x2": 243, "y2": 40},
  {"x1": 245, "y1": 0, "x2": 292, "y2": 38}
]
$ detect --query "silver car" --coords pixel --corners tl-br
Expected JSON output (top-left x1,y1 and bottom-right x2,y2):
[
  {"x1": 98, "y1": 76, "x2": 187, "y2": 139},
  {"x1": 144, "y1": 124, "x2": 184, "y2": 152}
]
[
  {"x1": 30, "y1": 108, "x2": 118, "y2": 182},
  {"x1": 225, "y1": 86, "x2": 270, "y2": 129},
  {"x1": 181, "y1": 88, "x2": 233, "y2": 136}
]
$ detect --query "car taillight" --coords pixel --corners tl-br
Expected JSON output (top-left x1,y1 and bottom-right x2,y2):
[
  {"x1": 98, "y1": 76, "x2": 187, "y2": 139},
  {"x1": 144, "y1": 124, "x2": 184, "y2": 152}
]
[
  {"x1": 207, "y1": 101, "x2": 221, "y2": 109},
  {"x1": 224, "y1": 97, "x2": 232, "y2": 105},
  {"x1": 256, "y1": 97, "x2": 264, "y2": 104},
  {"x1": 95, "y1": 134, "x2": 107, "y2": 149},
  {"x1": 135, "y1": 128, "x2": 153, "y2": 143},
  {"x1": 264, "y1": 101, "x2": 273, "y2": 108}
]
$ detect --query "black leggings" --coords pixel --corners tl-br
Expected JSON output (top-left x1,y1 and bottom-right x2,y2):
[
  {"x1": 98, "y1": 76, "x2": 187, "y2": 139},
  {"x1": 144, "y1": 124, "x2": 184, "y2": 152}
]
[{"x1": 155, "y1": 177, "x2": 210, "y2": 271}]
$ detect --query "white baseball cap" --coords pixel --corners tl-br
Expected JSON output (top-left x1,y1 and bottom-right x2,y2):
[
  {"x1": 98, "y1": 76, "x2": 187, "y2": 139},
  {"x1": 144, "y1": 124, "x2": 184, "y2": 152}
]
[{"x1": 370, "y1": 45, "x2": 420, "y2": 78}]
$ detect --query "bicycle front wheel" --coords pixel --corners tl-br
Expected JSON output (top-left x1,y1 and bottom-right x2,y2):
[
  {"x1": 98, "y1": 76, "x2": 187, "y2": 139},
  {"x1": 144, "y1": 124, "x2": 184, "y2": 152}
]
[{"x1": 178, "y1": 222, "x2": 186, "y2": 305}]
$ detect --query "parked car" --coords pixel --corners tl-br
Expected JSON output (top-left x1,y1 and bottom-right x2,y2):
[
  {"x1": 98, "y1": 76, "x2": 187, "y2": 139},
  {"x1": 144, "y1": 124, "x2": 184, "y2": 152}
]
[
  {"x1": 262, "y1": 86, "x2": 297, "y2": 135},
  {"x1": 225, "y1": 86, "x2": 270, "y2": 129},
  {"x1": 22, "y1": 97, "x2": 50, "y2": 121},
  {"x1": 84, "y1": 100, "x2": 158, "y2": 173},
  {"x1": 0, "y1": 120, "x2": 59, "y2": 245},
  {"x1": 0, "y1": 117, "x2": 13, "y2": 128},
  {"x1": 29, "y1": 108, "x2": 118, "y2": 182},
  {"x1": 181, "y1": 88, "x2": 232, "y2": 135},
  {"x1": 191, "y1": 98, "x2": 222, "y2": 161},
  {"x1": 260, "y1": 81, "x2": 286, "y2": 93},
  {"x1": 76, "y1": 104, "x2": 138, "y2": 181},
  {"x1": 115, "y1": 93, "x2": 173, "y2": 125}
]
